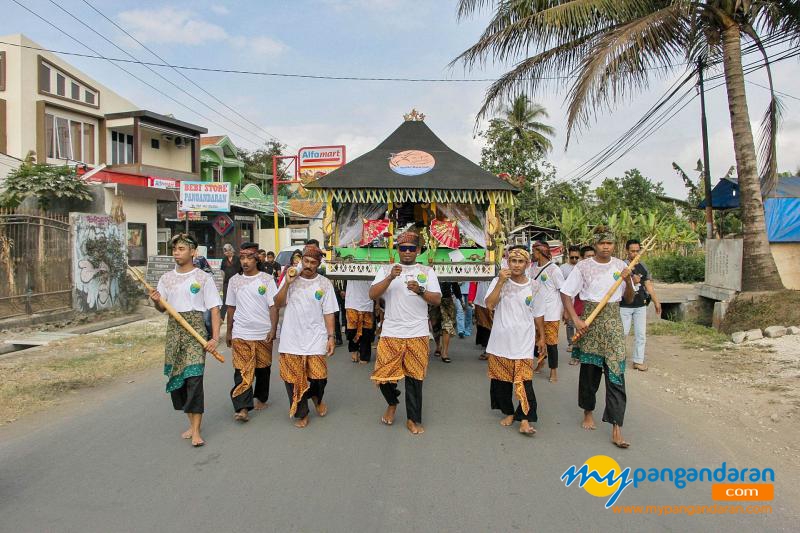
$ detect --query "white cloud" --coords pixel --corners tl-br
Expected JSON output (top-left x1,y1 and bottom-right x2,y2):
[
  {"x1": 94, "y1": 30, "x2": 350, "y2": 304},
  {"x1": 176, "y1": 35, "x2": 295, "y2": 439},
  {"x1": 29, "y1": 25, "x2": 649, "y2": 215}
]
[
  {"x1": 116, "y1": 7, "x2": 286, "y2": 56},
  {"x1": 118, "y1": 7, "x2": 228, "y2": 45},
  {"x1": 230, "y1": 36, "x2": 286, "y2": 57},
  {"x1": 209, "y1": 4, "x2": 230, "y2": 15}
]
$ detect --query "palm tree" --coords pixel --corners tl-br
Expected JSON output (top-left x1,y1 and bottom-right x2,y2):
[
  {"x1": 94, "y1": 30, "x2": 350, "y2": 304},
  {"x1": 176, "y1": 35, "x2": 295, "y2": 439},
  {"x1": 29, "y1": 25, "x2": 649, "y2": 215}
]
[
  {"x1": 454, "y1": 1, "x2": 797, "y2": 292},
  {"x1": 496, "y1": 95, "x2": 555, "y2": 153}
]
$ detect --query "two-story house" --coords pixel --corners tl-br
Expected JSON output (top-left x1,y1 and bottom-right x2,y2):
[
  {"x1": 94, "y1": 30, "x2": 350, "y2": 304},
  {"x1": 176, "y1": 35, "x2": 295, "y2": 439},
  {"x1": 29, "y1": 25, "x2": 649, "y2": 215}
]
[{"x1": 0, "y1": 34, "x2": 207, "y2": 263}]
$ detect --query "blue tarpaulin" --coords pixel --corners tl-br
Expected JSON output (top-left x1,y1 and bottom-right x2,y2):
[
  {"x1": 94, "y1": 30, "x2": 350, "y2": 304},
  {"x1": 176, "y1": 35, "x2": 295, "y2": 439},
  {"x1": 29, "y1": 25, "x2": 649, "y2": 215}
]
[{"x1": 697, "y1": 176, "x2": 800, "y2": 242}]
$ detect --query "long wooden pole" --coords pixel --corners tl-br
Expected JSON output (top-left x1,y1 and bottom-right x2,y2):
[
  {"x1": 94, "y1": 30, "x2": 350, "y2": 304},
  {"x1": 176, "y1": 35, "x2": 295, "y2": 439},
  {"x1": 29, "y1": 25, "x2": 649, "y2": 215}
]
[
  {"x1": 127, "y1": 266, "x2": 225, "y2": 363},
  {"x1": 571, "y1": 237, "x2": 655, "y2": 343}
]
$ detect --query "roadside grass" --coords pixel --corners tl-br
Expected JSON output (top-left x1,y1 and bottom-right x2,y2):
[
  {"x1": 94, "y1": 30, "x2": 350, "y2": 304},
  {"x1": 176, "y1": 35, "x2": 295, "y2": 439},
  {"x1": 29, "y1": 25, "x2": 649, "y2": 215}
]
[
  {"x1": 649, "y1": 320, "x2": 729, "y2": 351},
  {"x1": 0, "y1": 325, "x2": 165, "y2": 426}
]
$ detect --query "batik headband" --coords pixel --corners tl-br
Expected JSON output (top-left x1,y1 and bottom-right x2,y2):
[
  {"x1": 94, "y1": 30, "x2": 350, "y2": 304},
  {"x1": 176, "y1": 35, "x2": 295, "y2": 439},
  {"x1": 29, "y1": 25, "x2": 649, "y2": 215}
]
[
  {"x1": 508, "y1": 248, "x2": 530, "y2": 262},
  {"x1": 302, "y1": 244, "x2": 324, "y2": 262},
  {"x1": 593, "y1": 228, "x2": 616, "y2": 244},
  {"x1": 171, "y1": 233, "x2": 198, "y2": 248},
  {"x1": 396, "y1": 231, "x2": 420, "y2": 246}
]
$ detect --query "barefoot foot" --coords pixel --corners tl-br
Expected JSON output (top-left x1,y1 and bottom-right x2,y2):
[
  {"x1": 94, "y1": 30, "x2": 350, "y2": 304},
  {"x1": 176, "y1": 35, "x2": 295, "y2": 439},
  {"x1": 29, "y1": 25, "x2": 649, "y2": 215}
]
[
  {"x1": 500, "y1": 415, "x2": 514, "y2": 427},
  {"x1": 181, "y1": 428, "x2": 193, "y2": 439},
  {"x1": 254, "y1": 400, "x2": 268, "y2": 411},
  {"x1": 314, "y1": 400, "x2": 328, "y2": 417},
  {"x1": 519, "y1": 420, "x2": 536, "y2": 436},
  {"x1": 191, "y1": 434, "x2": 205, "y2": 447},
  {"x1": 612, "y1": 425, "x2": 630, "y2": 448},
  {"x1": 234, "y1": 409, "x2": 249, "y2": 422},
  {"x1": 582, "y1": 411, "x2": 597, "y2": 430},
  {"x1": 406, "y1": 420, "x2": 424, "y2": 435},
  {"x1": 294, "y1": 416, "x2": 309, "y2": 428},
  {"x1": 381, "y1": 405, "x2": 397, "y2": 425}
]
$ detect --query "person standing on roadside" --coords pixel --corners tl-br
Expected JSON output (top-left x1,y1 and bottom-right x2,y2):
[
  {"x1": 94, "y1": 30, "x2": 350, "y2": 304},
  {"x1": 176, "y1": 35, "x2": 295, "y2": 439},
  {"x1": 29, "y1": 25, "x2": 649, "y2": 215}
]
[{"x1": 620, "y1": 239, "x2": 662, "y2": 372}]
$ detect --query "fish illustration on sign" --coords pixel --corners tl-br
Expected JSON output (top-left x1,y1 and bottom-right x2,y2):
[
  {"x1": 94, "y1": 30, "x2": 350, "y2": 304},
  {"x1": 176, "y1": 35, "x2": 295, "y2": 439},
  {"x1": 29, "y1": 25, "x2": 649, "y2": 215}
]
[{"x1": 389, "y1": 150, "x2": 435, "y2": 176}]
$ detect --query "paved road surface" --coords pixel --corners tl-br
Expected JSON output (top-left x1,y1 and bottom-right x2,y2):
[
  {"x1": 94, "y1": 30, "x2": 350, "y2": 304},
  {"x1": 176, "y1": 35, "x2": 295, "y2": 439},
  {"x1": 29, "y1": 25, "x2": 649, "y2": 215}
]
[{"x1": 0, "y1": 332, "x2": 794, "y2": 532}]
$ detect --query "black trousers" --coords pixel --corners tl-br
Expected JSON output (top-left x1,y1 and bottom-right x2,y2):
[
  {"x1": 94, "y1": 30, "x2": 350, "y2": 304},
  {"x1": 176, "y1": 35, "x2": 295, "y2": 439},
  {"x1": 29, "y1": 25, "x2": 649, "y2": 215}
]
[
  {"x1": 333, "y1": 313, "x2": 343, "y2": 343},
  {"x1": 489, "y1": 379, "x2": 538, "y2": 422},
  {"x1": 346, "y1": 327, "x2": 374, "y2": 362},
  {"x1": 284, "y1": 379, "x2": 327, "y2": 419},
  {"x1": 578, "y1": 362, "x2": 626, "y2": 426},
  {"x1": 231, "y1": 366, "x2": 271, "y2": 412},
  {"x1": 379, "y1": 377, "x2": 423, "y2": 424},
  {"x1": 171, "y1": 375, "x2": 204, "y2": 414},
  {"x1": 476, "y1": 325, "x2": 491, "y2": 348}
]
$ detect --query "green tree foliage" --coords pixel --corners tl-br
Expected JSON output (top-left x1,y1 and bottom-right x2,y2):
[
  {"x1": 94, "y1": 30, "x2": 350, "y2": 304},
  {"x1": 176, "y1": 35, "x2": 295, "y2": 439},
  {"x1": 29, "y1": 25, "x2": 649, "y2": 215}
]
[
  {"x1": 594, "y1": 169, "x2": 669, "y2": 217},
  {"x1": 237, "y1": 140, "x2": 290, "y2": 193},
  {"x1": 0, "y1": 152, "x2": 92, "y2": 210}
]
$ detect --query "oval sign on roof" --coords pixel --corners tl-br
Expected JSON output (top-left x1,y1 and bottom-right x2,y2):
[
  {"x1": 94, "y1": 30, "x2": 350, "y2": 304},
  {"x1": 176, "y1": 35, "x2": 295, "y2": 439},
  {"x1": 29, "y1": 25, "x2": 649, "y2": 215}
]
[{"x1": 389, "y1": 150, "x2": 435, "y2": 176}]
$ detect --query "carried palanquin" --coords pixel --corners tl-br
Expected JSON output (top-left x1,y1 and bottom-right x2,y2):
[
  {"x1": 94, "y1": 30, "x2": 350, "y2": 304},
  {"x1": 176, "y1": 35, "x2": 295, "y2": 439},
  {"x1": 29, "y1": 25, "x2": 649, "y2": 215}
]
[{"x1": 307, "y1": 110, "x2": 518, "y2": 281}]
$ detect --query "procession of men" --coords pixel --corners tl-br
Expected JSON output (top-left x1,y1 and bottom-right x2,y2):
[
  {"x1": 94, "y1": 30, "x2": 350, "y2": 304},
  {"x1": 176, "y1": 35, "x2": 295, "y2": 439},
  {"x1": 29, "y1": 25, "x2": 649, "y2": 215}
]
[{"x1": 149, "y1": 226, "x2": 647, "y2": 446}]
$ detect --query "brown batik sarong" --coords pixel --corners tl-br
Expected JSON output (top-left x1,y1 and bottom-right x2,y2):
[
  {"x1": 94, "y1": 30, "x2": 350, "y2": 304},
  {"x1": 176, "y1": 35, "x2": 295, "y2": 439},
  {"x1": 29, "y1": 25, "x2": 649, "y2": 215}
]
[
  {"x1": 279, "y1": 353, "x2": 328, "y2": 417},
  {"x1": 474, "y1": 305, "x2": 494, "y2": 329},
  {"x1": 231, "y1": 339, "x2": 273, "y2": 398},
  {"x1": 487, "y1": 355, "x2": 534, "y2": 414},
  {"x1": 371, "y1": 336, "x2": 429, "y2": 383},
  {"x1": 536, "y1": 320, "x2": 560, "y2": 346},
  {"x1": 346, "y1": 309, "x2": 374, "y2": 342}
]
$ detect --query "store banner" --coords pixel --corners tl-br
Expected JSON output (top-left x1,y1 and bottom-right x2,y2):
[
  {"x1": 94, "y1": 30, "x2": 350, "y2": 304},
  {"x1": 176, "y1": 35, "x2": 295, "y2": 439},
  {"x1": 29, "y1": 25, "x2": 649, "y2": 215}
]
[
  {"x1": 179, "y1": 181, "x2": 230, "y2": 212},
  {"x1": 148, "y1": 177, "x2": 179, "y2": 189},
  {"x1": 298, "y1": 145, "x2": 346, "y2": 184}
]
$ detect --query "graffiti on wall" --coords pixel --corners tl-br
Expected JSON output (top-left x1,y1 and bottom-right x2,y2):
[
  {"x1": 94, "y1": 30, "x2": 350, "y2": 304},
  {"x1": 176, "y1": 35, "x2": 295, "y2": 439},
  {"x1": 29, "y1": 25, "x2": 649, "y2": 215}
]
[{"x1": 71, "y1": 213, "x2": 126, "y2": 312}]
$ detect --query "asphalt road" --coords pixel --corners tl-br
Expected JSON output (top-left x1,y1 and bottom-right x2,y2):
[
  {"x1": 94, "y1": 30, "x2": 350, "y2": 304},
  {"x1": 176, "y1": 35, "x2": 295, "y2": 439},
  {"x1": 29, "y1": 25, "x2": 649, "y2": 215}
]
[{"x1": 0, "y1": 332, "x2": 795, "y2": 532}]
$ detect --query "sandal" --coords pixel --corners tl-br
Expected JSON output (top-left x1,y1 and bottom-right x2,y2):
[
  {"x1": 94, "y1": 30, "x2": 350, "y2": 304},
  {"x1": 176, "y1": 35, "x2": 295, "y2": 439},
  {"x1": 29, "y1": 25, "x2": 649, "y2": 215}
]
[
  {"x1": 478, "y1": 353, "x2": 489, "y2": 360},
  {"x1": 613, "y1": 440, "x2": 631, "y2": 449},
  {"x1": 441, "y1": 356, "x2": 452, "y2": 363},
  {"x1": 434, "y1": 350, "x2": 441, "y2": 358}
]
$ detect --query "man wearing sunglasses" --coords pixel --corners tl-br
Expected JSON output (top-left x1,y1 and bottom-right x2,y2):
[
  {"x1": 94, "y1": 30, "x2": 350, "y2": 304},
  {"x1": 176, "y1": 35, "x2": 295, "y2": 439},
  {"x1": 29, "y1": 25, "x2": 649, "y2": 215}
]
[{"x1": 369, "y1": 231, "x2": 442, "y2": 435}]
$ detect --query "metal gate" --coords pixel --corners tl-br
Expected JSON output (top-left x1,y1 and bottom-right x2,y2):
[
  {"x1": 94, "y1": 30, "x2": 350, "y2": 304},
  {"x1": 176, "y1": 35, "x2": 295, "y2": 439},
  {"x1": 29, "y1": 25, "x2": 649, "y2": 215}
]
[{"x1": 0, "y1": 208, "x2": 73, "y2": 320}]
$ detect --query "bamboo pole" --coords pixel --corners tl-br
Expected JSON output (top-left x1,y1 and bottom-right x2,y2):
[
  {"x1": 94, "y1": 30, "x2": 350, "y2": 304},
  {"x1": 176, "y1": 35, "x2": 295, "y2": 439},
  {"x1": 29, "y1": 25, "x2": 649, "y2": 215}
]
[
  {"x1": 571, "y1": 236, "x2": 656, "y2": 343},
  {"x1": 127, "y1": 266, "x2": 225, "y2": 363}
]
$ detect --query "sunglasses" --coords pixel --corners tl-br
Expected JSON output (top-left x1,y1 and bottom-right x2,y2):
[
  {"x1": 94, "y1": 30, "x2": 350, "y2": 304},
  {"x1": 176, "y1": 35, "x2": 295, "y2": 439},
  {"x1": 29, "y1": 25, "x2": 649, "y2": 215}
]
[
  {"x1": 398, "y1": 245, "x2": 417, "y2": 252},
  {"x1": 569, "y1": 255, "x2": 580, "y2": 260}
]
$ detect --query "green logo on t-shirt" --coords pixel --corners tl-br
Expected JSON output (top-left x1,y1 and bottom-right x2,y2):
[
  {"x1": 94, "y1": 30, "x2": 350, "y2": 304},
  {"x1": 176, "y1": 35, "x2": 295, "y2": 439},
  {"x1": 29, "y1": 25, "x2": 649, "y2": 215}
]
[
  {"x1": 314, "y1": 289, "x2": 324, "y2": 301},
  {"x1": 417, "y1": 273, "x2": 428, "y2": 284},
  {"x1": 525, "y1": 295, "x2": 533, "y2": 306},
  {"x1": 613, "y1": 271, "x2": 621, "y2": 281},
  {"x1": 189, "y1": 282, "x2": 201, "y2": 294},
  {"x1": 258, "y1": 285, "x2": 267, "y2": 295},
  {"x1": 541, "y1": 273, "x2": 548, "y2": 282}
]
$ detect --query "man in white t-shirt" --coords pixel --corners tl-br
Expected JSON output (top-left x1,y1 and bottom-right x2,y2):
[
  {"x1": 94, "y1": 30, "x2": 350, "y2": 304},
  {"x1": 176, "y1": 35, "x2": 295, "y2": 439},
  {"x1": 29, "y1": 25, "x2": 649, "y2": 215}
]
[
  {"x1": 484, "y1": 246, "x2": 547, "y2": 436},
  {"x1": 274, "y1": 244, "x2": 338, "y2": 428},
  {"x1": 225, "y1": 242, "x2": 279, "y2": 423},
  {"x1": 149, "y1": 233, "x2": 222, "y2": 448},
  {"x1": 473, "y1": 280, "x2": 493, "y2": 360},
  {"x1": 528, "y1": 241, "x2": 566, "y2": 383},
  {"x1": 368, "y1": 231, "x2": 442, "y2": 435},
  {"x1": 344, "y1": 280, "x2": 375, "y2": 364},
  {"x1": 560, "y1": 228, "x2": 635, "y2": 450}
]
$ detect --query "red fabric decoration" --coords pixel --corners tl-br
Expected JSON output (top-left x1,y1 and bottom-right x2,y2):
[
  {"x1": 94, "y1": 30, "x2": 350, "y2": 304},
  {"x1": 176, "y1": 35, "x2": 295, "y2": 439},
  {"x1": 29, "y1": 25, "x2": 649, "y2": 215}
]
[
  {"x1": 360, "y1": 219, "x2": 390, "y2": 246},
  {"x1": 430, "y1": 219, "x2": 460, "y2": 249}
]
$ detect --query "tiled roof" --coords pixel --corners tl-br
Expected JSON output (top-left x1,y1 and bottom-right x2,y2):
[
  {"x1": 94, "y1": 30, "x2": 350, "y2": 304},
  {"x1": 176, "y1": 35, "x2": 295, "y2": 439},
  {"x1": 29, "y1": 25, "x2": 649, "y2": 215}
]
[
  {"x1": 200, "y1": 135, "x2": 226, "y2": 146},
  {"x1": 287, "y1": 199, "x2": 324, "y2": 218}
]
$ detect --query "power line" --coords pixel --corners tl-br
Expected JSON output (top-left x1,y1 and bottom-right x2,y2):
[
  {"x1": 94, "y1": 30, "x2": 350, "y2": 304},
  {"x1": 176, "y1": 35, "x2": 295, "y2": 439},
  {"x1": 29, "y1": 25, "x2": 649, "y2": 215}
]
[
  {"x1": 745, "y1": 80, "x2": 800, "y2": 102},
  {"x1": 38, "y1": 0, "x2": 268, "y2": 148},
  {"x1": 77, "y1": 0, "x2": 287, "y2": 147}
]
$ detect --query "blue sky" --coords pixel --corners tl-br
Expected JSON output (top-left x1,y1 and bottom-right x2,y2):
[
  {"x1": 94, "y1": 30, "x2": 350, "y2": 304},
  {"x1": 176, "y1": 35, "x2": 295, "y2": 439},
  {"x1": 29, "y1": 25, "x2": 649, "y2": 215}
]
[{"x1": 4, "y1": 0, "x2": 799, "y2": 197}]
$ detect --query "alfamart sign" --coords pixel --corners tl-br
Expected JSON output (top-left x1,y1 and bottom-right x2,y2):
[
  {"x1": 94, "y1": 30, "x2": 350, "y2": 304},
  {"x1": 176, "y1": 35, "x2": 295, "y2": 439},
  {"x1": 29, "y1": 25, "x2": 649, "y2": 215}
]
[{"x1": 179, "y1": 181, "x2": 231, "y2": 212}]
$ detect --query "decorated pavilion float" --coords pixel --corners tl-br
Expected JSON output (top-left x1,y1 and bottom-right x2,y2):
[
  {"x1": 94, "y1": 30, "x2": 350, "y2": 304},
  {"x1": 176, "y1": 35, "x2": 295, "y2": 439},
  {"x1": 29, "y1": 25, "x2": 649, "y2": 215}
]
[{"x1": 307, "y1": 110, "x2": 518, "y2": 281}]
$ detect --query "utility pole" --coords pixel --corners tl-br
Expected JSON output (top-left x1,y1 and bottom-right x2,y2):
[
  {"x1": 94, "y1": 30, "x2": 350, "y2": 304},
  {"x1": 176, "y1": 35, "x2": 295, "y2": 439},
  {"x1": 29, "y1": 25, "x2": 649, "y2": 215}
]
[{"x1": 698, "y1": 59, "x2": 715, "y2": 239}]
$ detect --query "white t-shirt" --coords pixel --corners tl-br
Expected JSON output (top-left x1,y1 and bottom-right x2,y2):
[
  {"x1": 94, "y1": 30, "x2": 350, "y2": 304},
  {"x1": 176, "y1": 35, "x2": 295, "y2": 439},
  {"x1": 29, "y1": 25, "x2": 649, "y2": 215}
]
[
  {"x1": 560, "y1": 257, "x2": 628, "y2": 303},
  {"x1": 473, "y1": 280, "x2": 490, "y2": 308},
  {"x1": 225, "y1": 272, "x2": 277, "y2": 340},
  {"x1": 371, "y1": 264, "x2": 441, "y2": 339},
  {"x1": 485, "y1": 277, "x2": 546, "y2": 360},
  {"x1": 527, "y1": 261, "x2": 565, "y2": 321},
  {"x1": 278, "y1": 274, "x2": 339, "y2": 355},
  {"x1": 344, "y1": 280, "x2": 374, "y2": 312},
  {"x1": 156, "y1": 267, "x2": 221, "y2": 312},
  {"x1": 560, "y1": 263, "x2": 575, "y2": 279}
]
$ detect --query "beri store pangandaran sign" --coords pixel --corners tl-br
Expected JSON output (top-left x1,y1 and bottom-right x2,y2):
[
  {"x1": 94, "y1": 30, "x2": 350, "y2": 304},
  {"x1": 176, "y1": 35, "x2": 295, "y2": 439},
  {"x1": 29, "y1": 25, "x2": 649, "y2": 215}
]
[{"x1": 179, "y1": 181, "x2": 231, "y2": 212}]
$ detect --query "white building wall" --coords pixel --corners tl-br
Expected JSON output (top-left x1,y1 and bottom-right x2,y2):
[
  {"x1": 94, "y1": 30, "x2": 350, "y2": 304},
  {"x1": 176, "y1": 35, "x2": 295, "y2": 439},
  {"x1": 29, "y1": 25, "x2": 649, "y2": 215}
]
[{"x1": 102, "y1": 187, "x2": 158, "y2": 258}]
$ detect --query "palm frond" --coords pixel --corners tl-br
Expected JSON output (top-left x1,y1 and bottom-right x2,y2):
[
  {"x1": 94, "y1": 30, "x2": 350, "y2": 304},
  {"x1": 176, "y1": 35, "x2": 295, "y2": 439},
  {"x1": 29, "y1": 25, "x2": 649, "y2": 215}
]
[{"x1": 758, "y1": 95, "x2": 784, "y2": 196}]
